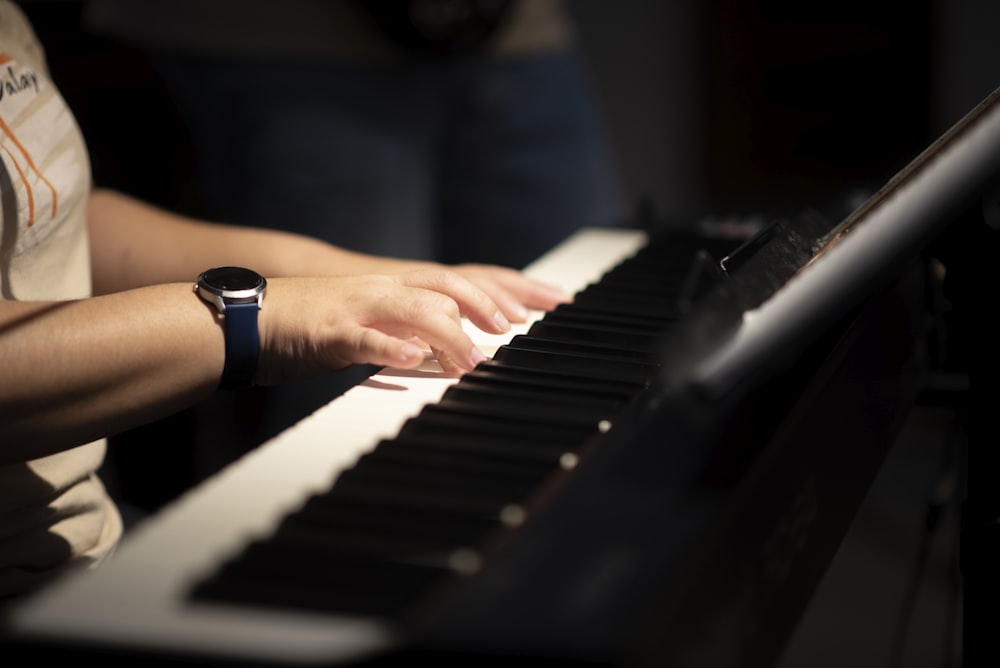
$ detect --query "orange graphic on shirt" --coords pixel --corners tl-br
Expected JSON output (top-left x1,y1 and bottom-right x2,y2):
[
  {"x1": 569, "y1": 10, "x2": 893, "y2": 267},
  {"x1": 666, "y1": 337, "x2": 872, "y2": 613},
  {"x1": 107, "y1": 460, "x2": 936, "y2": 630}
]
[{"x1": 0, "y1": 52, "x2": 60, "y2": 226}]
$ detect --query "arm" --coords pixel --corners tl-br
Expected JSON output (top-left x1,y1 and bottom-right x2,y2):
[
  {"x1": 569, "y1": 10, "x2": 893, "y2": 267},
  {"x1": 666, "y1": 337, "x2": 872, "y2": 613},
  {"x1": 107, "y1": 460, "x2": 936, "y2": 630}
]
[
  {"x1": 88, "y1": 188, "x2": 568, "y2": 321},
  {"x1": 1, "y1": 189, "x2": 568, "y2": 463},
  {"x1": 0, "y1": 284, "x2": 224, "y2": 463}
]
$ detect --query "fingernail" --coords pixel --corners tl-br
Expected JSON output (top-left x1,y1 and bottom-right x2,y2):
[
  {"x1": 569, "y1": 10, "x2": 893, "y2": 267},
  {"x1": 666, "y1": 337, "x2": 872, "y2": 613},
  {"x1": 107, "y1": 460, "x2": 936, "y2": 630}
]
[
  {"x1": 494, "y1": 310, "x2": 512, "y2": 332},
  {"x1": 550, "y1": 285, "x2": 572, "y2": 302},
  {"x1": 399, "y1": 342, "x2": 422, "y2": 364},
  {"x1": 469, "y1": 347, "x2": 487, "y2": 368}
]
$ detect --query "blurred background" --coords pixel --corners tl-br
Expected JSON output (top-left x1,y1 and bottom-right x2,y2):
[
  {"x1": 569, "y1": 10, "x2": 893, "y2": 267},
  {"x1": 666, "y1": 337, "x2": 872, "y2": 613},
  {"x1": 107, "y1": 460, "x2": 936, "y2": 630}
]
[
  {"x1": 20, "y1": 0, "x2": 1000, "y2": 225},
  {"x1": 16, "y1": 1, "x2": 989, "y2": 665}
]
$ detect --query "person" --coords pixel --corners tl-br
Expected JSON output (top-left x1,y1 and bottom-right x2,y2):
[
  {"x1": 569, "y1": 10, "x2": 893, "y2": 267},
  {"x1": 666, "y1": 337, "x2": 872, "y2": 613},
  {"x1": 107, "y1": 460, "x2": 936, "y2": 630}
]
[{"x1": 0, "y1": 0, "x2": 568, "y2": 602}]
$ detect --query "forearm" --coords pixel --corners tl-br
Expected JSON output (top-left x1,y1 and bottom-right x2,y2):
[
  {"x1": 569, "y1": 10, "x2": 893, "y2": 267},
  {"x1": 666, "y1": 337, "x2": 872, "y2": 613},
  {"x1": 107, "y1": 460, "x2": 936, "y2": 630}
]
[
  {"x1": 0, "y1": 284, "x2": 223, "y2": 463},
  {"x1": 88, "y1": 188, "x2": 419, "y2": 293}
]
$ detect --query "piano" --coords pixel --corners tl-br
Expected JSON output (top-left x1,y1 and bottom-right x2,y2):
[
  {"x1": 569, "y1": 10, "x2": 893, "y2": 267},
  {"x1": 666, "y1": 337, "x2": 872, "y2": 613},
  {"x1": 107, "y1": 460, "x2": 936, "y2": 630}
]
[{"x1": 6, "y1": 85, "x2": 999, "y2": 666}]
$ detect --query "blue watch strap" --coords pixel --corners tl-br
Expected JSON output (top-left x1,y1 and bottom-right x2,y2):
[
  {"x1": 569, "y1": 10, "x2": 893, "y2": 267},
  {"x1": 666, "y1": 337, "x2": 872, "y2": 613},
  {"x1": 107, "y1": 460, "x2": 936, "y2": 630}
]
[{"x1": 219, "y1": 300, "x2": 260, "y2": 390}]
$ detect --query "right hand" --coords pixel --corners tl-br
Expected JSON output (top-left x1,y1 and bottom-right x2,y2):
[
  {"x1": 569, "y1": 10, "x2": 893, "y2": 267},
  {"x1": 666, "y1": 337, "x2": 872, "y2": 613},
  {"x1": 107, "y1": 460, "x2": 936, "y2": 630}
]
[{"x1": 255, "y1": 268, "x2": 514, "y2": 383}]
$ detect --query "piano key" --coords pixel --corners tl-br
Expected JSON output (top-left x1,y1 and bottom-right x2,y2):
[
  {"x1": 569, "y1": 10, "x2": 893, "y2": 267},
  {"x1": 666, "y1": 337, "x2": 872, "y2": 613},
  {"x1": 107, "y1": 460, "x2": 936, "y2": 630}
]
[
  {"x1": 501, "y1": 334, "x2": 652, "y2": 361},
  {"x1": 466, "y1": 359, "x2": 644, "y2": 398},
  {"x1": 393, "y1": 420, "x2": 583, "y2": 463},
  {"x1": 440, "y1": 382, "x2": 625, "y2": 419},
  {"x1": 543, "y1": 302, "x2": 674, "y2": 330},
  {"x1": 409, "y1": 404, "x2": 602, "y2": 442},
  {"x1": 365, "y1": 438, "x2": 558, "y2": 481},
  {"x1": 264, "y1": 500, "x2": 503, "y2": 562},
  {"x1": 339, "y1": 451, "x2": 548, "y2": 500},
  {"x1": 491, "y1": 345, "x2": 654, "y2": 384},
  {"x1": 194, "y1": 541, "x2": 444, "y2": 616},
  {"x1": 282, "y1": 493, "x2": 502, "y2": 544},
  {"x1": 526, "y1": 319, "x2": 661, "y2": 349},
  {"x1": 319, "y1": 467, "x2": 532, "y2": 520},
  {"x1": 435, "y1": 371, "x2": 628, "y2": 419},
  {"x1": 560, "y1": 290, "x2": 684, "y2": 319},
  {"x1": 368, "y1": 437, "x2": 578, "y2": 478},
  {"x1": 428, "y1": 395, "x2": 606, "y2": 432}
]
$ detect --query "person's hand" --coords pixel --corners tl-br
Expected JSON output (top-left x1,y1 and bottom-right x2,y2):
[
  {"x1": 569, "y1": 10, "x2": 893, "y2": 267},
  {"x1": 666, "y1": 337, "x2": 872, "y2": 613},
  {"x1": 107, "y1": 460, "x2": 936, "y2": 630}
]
[
  {"x1": 338, "y1": 255, "x2": 571, "y2": 325},
  {"x1": 256, "y1": 268, "x2": 524, "y2": 382},
  {"x1": 448, "y1": 264, "x2": 570, "y2": 323}
]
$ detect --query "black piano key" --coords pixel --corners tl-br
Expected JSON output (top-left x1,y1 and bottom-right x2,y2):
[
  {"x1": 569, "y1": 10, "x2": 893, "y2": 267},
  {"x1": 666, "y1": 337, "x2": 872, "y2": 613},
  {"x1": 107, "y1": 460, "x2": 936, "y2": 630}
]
[
  {"x1": 290, "y1": 492, "x2": 500, "y2": 541},
  {"x1": 367, "y1": 438, "x2": 557, "y2": 481},
  {"x1": 568, "y1": 289, "x2": 683, "y2": 319},
  {"x1": 457, "y1": 371, "x2": 633, "y2": 406},
  {"x1": 393, "y1": 421, "x2": 580, "y2": 462},
  {"x1": 430, "y1": 394, "x2": 612, "y2": 429},
  {"x1": 267, "y1": 519, "x2": 472, "y2": 566},
  {"x1": 342, "y1": 450, "x2": 547, "y2": 499},
  {"x1": 468, "y1": 359, "x2": 643, "y2": 398},
  {"x1": 575, "y1": 279, "x2": 684, "y2": 299},
  {"x1": 562, "y1": 295, "x2": 680, "y2": 321},
  {"x1": 491, "y1": 345, "x2": 654, "y2": 384},
  {"x1": 545, "y1": 303, "x2": 673, "y2": 330},
  {"x1": 504, "y1": 334, "x2": 651, "y2": 362},
  {"x1": 193, "y1": 541, "x2": 443, "y2": 616},
  {"x1": 441, "y1": 383, "x2": 625, "y2": 421},
  {"x1": 527, "y1": 320, "x2": 660, "y2": 349},
  {"x1": 407, "y1": 405, "x2": 598, "y2": 445},
  {"x1": 574, "y1": 272, "x2": 686, "y2": 297},
  {"x1": 326, "y1": 469, "x2": 529, "y2": 519},
  {"x1": 269, "y1": 500, "x2": 502, "y2": 564},
  {"x1": 382, "y1": 440, "x2": 580, "y2": 483}
]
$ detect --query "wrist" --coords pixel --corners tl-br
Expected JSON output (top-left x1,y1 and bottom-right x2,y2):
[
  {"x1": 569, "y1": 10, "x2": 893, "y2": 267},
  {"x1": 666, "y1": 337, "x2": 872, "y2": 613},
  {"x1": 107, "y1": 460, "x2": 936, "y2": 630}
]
[{"x1": 194, "y1": 267, "x2": 267, "y2": 390}]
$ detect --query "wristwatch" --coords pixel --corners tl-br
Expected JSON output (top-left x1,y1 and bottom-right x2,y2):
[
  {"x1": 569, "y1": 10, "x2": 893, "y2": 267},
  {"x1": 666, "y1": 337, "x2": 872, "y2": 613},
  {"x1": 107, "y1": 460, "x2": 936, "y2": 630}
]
[{"x1": 194, "y1": 266, "x2": 267, "y2": 390}]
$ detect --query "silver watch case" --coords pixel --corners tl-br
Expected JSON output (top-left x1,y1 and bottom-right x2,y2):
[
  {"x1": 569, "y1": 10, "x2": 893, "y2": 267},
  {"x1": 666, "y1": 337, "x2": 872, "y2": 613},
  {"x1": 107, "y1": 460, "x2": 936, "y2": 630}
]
[{"x1": 194, "y1": 266, "x2": 267, "y2": 313}]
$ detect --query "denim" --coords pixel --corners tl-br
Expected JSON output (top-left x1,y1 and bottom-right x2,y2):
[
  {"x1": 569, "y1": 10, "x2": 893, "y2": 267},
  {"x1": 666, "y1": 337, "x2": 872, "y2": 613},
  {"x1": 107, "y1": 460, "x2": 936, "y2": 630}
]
[{"x1": 154, "y1": 49, "x2": 627, "y2": 268}]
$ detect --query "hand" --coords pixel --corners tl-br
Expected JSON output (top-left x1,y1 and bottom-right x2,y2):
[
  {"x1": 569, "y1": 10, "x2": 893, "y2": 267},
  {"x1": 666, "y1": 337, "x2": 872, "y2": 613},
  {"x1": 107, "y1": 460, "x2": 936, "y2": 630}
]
[
  {"x1": 256, "y1": 268, "x2": 520, "y2": 382},
  {"x1": 342, "y1": 257, "x2": 572, "y2": 325},
  {"x1": 448, "y1": 264, "x2": 571, "y2": 323}
]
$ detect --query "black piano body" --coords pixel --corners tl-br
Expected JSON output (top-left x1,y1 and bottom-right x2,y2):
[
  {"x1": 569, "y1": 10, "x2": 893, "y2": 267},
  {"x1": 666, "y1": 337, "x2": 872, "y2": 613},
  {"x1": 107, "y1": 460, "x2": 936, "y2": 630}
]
[{"x1": 6, "y1": 85, "x2": 998, "y2": 667}]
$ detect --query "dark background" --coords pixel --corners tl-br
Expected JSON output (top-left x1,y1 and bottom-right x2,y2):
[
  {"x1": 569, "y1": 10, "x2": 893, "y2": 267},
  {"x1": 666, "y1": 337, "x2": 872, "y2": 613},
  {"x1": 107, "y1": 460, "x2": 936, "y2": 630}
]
[{"x1": 25, "y1": 0, "x2": 1000, "y2": 223}]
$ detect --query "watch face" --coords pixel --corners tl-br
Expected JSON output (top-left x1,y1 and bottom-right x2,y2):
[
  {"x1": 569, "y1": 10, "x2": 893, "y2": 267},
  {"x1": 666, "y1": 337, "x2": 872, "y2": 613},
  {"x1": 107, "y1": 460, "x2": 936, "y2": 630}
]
[{"x1": 202, "y1": 266, "x2": 265, "y2": 292}]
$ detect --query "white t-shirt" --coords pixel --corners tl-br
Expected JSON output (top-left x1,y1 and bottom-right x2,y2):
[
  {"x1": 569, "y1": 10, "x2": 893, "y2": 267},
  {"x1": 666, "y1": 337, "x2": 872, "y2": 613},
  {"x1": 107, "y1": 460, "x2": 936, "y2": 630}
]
[{"x1": 0, "y1": 0, "x2": 122, "y2": 599}]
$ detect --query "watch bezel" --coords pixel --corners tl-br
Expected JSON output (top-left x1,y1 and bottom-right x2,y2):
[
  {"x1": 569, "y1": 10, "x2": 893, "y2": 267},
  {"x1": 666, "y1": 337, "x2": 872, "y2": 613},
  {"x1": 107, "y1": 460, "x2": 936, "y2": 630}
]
[{"x1": 195, "y1": 266, "x2": 267, "y2": 312}]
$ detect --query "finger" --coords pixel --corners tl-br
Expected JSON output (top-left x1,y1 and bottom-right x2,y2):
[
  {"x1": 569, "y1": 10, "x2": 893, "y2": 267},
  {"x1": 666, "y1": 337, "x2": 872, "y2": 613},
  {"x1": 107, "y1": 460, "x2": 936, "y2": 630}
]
[
  {"x1": 399, "y1": 295, "x2": 489, "y2": 372},
  {"x1": 336, "y1": 327, "x2": 427, "y2": 369},
  {"x1": 398, "y1": 269, "x2": 512, "y2": 337},
  {"x1": 432, "y1": 345, "x2": 471, "y2": 375},
  {"x1": 345, "y1": 284, "x2": 487, "y2": 372},
  {"x1": 465, "y1": 277, "x2": 530, "y2": 323},
  {"x1": 454, "y1": 265, "x2": 571, "y2": 320}
]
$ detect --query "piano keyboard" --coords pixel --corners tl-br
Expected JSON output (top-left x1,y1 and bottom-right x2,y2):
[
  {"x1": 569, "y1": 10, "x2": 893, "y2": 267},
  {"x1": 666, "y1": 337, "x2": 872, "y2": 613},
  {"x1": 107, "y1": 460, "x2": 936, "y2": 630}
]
[
  {"x1": 188, "y1": 228, "x2": 746, "y2": 618},
  {"x1": 9, "y1": 226, "x2": 744, "y2": 665}
]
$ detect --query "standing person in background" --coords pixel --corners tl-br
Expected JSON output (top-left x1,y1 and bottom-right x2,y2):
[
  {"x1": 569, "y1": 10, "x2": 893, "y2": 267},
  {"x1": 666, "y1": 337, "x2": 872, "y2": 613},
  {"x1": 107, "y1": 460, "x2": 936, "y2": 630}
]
[{"x1": 83, "y1": 0, "x2": 628, "y2": 268}]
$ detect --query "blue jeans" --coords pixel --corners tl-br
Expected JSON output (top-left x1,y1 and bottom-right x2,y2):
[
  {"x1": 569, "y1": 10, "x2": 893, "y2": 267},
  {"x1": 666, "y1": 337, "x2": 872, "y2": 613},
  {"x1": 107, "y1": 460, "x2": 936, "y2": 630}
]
[{"x1": 155, "y1": 49, "x2": 627, "y2": 268}]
